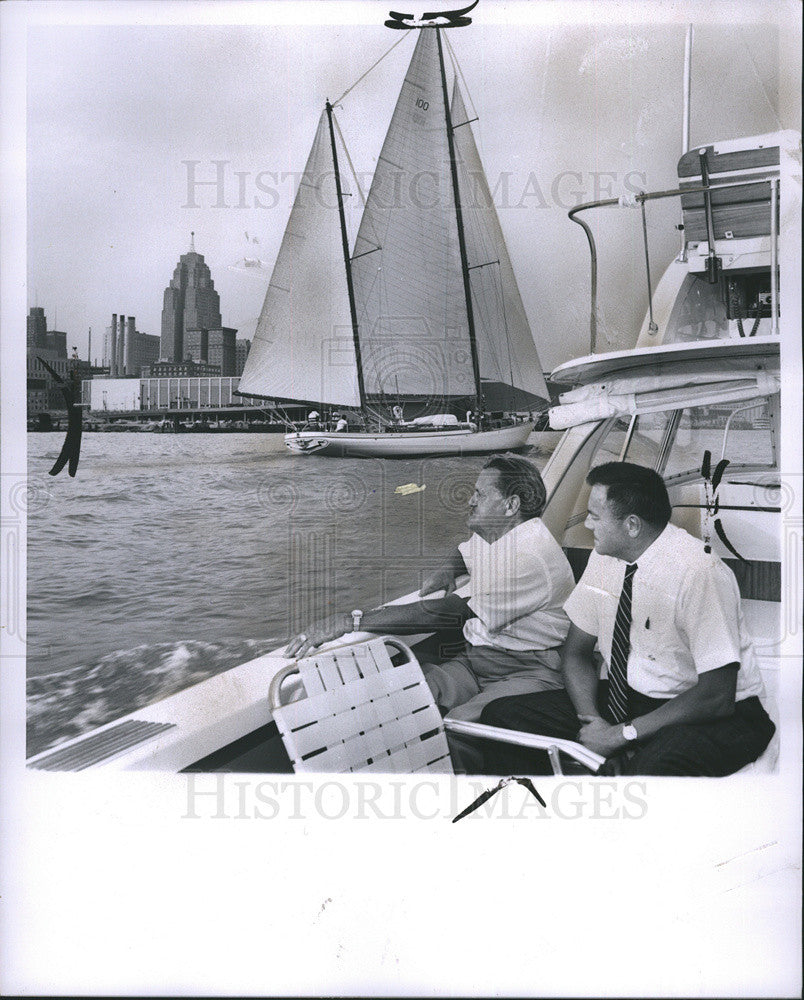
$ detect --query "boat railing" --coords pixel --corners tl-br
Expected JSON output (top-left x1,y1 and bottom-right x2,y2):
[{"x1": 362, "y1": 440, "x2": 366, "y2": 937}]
[{"x1": 568, "y1": 175, "x2": 780, "y2": 352}]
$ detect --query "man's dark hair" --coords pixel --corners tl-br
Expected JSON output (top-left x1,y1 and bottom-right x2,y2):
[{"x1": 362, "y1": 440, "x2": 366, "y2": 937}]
[
  {"x1": 483, "y1": 453, "x2": 547, "y2": 520},
  {"x1": 587, "y1": 461, "x2": 671, "y2": 528}
]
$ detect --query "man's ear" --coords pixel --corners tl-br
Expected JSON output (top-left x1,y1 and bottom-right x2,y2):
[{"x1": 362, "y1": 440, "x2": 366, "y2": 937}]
[
  {"x1": 507, "y1": 494, "x2": 521, "y2": 517},
  {"x1": 625, "y1": 514, "x2": 642, "y2": 537}
]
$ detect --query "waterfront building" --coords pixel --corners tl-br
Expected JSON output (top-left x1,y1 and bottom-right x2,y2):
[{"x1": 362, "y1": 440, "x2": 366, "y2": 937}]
[
  {"x1": 139, "y1": 375, "x2": 240, "y2": 410},
  {"x1": 83, "y1": 375, "x2": 243, "y2": 411},
  {"x1": 160, "y1": 236, "x2": 222, "y2": 363},
  {"x1": 27, "y1": 352, "x2": 91, "y2": 413},
  {"x1": 235, "y1": 338, "x2": 251, "y2": 377}
]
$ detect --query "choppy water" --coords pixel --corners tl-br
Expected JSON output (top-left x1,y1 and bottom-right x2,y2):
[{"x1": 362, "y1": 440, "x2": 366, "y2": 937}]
[{"x1": 27, "y1": 431, "x2": 547, "y2": 756}]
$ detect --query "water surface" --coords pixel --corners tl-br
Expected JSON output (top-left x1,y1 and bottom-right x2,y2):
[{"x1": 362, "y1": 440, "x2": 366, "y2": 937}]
[{"x1": 27, "y1": 431, "x2": 547, "y2": 755}]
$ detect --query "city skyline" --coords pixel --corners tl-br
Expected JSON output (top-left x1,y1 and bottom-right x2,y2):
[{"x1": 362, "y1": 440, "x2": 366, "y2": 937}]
[{"x1": 21, "y1": 4, "x2": 795, "y2": 372}]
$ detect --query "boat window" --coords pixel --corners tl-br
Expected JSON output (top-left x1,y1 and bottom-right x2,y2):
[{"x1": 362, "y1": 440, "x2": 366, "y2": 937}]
[
  {"x1": 661, "y1": 395, "x2": 778, "y2": 483},
  {"x1": 621, "y1": 411, "x2": 679, "y2": 470},
  {"x1": 585, "y1": 410, "x2": 679, "y2": 472},
  {"x1": 587, "y1": 416, "x2": 632, "y2": 469},
  {"x1": 555, "y1": 395, "x2": 778, "y2": 558}
]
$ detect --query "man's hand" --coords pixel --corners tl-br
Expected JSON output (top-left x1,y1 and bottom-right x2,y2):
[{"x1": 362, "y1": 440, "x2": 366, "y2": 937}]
[
  {"x1": 285, "y1": 612, "x2": 353, "y2": 660},
  {"x1": 577, "y1": 714, "x2": 627, "y2": 757},
  {"x1": 419, "y1": 569, "x2": 457, "y2": 597}
]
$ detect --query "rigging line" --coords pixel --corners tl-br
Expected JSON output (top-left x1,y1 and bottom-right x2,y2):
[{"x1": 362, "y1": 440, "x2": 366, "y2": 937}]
[
  {"x1": 332, "y1": 31, "x2": 412, "y2": 106},
  {"x1": 272, "y1": 403, "x2": 297, "y2": 430},
  {"x1": 331, "y1": 111, "x2": 367, "y2": 208},
  {"x1": 737, "y1": 25, "x2": 782, "y2": 129},
  {"x1": 443, "y1": 31, "x2": 478, "y2": 124}
]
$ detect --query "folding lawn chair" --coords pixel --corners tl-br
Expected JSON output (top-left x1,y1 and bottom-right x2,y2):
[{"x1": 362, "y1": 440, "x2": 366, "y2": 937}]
[{"x1": 269, "y1": 636, "x2": 605, "y2": 776}]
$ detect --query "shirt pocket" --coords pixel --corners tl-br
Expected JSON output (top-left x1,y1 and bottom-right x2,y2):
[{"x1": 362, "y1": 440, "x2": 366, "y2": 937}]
[{"x1": 631, "y1": 591, "x2": 675, "y2": 663}]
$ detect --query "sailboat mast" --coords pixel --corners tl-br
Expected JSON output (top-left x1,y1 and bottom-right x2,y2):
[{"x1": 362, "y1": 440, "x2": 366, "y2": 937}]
[
  {"x1": 435, "y1": 27, "x2": 482, "y2": 416},
  {"x1": 325, "y1": 99, "x2": 367, "y2": 410}
]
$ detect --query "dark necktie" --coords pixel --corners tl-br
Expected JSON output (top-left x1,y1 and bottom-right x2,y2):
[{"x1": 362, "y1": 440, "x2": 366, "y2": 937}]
[{"x1": 607, "y1": 562, "x2": 638, "y2": 723}]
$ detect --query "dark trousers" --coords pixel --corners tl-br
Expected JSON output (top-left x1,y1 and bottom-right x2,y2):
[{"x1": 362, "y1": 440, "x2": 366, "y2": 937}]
[{"x1": 479, "y1": 685, "x2": 776, "y2": 777}]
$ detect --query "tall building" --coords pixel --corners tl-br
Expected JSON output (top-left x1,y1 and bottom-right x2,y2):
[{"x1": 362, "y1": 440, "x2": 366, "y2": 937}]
[
  {"x1": 27, "y1": 307, "x2": 48, "y2": 353},
  {"x1": 46, "y1": 331, "x2": 68, "y2": 357},
  {"x1": 184, "y1": 328, "x2": 209, "y2": 364},
  {"x1": 207, "y1": 328, "x2": 237, "y2": 377},
  {"x1": 160, "y1": 235, "x2": 222, "y2": 363},
  {"x1": 235, "y1": 338, "x2": 251, "y2": 377},
  {"x1": 185, "y1": 326, "x2": 238, "y2": 376}
]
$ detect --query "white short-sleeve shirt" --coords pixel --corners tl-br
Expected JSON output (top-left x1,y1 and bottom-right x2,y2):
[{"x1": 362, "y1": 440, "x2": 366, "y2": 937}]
[
  {"x1": 458, "y1": 517, "x2": 575, "y2": 652},
  {"x1": 563, "y1": 523, "x2": 763, "y2": 700}
]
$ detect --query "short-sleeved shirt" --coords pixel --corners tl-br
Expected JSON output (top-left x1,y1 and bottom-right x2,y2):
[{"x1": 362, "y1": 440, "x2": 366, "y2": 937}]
[
  {"x1": 458, "y1": 517, "x2": 575, "y2": 652},
  {"x1": 563, "y1": 523, "x2": 763, "y2": 701}
]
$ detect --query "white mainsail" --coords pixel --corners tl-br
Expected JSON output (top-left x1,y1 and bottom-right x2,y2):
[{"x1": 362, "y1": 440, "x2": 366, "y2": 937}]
[
  {"x1": 451, "y1": 80, "x2": 550, "y2": 405},
  {"x1": 351, "y1": 28, "x2": 476, "y2": 401},
  {"x1": 238, "y1": 111, "x2": 361, "y2": 407}
]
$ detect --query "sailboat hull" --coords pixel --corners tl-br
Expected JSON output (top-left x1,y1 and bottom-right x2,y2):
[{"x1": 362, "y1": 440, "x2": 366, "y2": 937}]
[{"x1": 284, "y1": 421, "x2": 535, "y2": 457}]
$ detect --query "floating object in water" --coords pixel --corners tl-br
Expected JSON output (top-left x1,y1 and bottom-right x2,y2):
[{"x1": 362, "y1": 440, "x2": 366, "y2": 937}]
[{"x1": 394, "y1": 483, "x2": 427, "y2": 495}]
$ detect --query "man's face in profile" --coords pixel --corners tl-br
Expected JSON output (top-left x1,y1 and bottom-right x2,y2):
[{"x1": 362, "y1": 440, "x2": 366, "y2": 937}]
[
  {"x1": 467, "y1": 468, "x2": 512, "y2": 541},
  {"x1": 585, "y1": 483, "x2": 631, "y2": 558}
]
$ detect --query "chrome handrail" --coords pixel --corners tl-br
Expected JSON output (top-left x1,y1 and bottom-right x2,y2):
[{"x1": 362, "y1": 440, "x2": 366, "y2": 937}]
[{"x1": 568, "y1": 177, "x2": 777, "y2": 354}]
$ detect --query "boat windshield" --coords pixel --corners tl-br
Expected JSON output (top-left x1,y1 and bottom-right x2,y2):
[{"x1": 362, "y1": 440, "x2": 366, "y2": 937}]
[
  {"x1": 587, "y1": 395, "x2": 777, "y2": 481},
  {"x1": 556, "y1": 392, "x2": 779, "y2": 548}
]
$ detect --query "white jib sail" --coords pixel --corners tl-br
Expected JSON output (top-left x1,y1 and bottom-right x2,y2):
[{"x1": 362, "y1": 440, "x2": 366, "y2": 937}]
[
  {"x1": 238, "y1": 111, "x2": 361, "y2": 407},
  {"x1": 451, "y1": 80, "x2": 550, "y2": 405}
]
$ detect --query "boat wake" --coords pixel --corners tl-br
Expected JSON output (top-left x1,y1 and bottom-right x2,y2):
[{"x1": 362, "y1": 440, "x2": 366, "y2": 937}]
[{"x1": 26, "y1": 637, "x2": 283, "y2": 758}]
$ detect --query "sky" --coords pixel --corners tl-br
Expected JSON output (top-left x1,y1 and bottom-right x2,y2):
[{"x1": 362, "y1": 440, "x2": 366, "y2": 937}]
[{"x1": 21, "y1": 1, "x2": 796, "y2": 371}]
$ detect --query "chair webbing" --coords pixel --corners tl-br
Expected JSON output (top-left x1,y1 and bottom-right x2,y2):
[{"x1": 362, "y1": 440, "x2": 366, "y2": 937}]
[{"x1": 272, "y1": 639, "x2": 453, "y2": 773}]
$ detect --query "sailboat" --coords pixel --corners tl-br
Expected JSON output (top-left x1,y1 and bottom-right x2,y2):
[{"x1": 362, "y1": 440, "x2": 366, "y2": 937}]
[{"x1": 236, "y1": 22, "x2": 549, "y2": 457}]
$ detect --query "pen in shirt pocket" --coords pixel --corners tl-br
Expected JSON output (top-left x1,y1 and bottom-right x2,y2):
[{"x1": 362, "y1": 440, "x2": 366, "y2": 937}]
[{"x1": 645, "y1": 617, "x2": 651, "y2": 629}]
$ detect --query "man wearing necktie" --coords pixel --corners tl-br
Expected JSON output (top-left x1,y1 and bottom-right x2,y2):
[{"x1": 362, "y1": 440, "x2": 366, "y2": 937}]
[{"x1": 480, "y1": 462, "x2": 775, "y2": 776}]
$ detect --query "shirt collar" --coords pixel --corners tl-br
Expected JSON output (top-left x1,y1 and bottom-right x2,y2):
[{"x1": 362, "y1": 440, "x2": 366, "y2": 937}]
[
  {"x1": 474, "y1": 516, "x2": 540, "y2": 548},
  {"x1": 630, "y1": 524, "x2": 674, "y2": 575}
]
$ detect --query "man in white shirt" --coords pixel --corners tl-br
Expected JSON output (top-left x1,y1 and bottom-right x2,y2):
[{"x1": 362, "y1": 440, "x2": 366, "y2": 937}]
[
  {"x1": 286, "y1": 454, "x2": 575, "y2": 740},
  {"x1": 416, "y1": 454, "x2": 575, "y2": 722},
  {"x1": 480, "y1": 461, "x2": 775, "y2": 776}
]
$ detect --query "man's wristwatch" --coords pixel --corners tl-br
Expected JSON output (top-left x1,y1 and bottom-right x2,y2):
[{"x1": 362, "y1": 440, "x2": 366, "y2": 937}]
[{"x1": 622, "y1": 723, "x2": 639, "y2": 742}]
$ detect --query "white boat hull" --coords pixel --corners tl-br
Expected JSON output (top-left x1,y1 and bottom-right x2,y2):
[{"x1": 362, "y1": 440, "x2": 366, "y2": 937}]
[{"x1": 284, "y1": 422, "x2": 535, "y2": 457}]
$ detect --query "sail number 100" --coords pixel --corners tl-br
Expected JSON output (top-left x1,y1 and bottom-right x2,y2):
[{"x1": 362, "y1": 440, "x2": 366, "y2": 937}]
[{"x1": 415, "y1": 99, "x2": 429, "y2": 111}]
